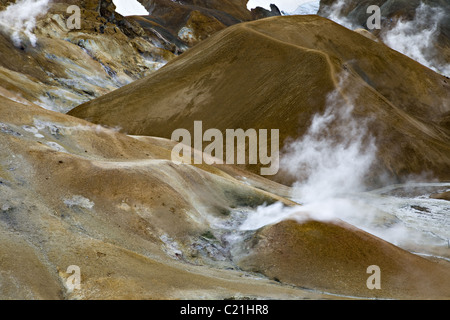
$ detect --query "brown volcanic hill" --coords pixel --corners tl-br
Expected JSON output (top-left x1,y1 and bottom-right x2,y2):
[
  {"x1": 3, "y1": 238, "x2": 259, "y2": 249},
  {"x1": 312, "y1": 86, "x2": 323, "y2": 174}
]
[
  {"x1": 237, "y1": 219, "x2": 450, "y2": 299},
  {"x1": 69, "y1": 15, "x2": 450, "y2": 184}
]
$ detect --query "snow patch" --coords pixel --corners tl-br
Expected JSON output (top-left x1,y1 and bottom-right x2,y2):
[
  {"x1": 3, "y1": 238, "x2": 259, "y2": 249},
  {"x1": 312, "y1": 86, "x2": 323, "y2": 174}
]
[
  {"x1": 44, "y1": 141, "x2": 67, "y2": 153},
  {"x1": 178, "y1": 27, "x2": 196, "y2": 43},
  {"x1": 287, "y1": 1, "x2": 320, "y2": 15},
  {"x1": 112, "y1": 0, "x2": 148, "y2": 16},
  {"x1": 22, "y1": 125, "x2": 44, "y2": 138}
]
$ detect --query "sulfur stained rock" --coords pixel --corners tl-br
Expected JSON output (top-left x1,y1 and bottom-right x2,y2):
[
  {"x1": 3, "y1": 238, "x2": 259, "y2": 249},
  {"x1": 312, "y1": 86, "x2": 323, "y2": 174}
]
[{"x1": 178, "y1": 10, "x2": 227, "y2": 46}]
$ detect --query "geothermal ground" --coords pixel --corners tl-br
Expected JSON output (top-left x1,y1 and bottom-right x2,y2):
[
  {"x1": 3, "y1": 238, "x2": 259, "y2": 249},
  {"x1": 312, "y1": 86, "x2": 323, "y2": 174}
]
[{"x1": 0, "y1": 0, "x2": 449, "y2": 300}]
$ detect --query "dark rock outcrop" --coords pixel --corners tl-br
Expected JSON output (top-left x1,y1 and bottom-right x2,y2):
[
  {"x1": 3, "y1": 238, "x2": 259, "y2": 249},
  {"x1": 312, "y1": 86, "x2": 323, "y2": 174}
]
[
  {"x1": 131, "y1": 0, "x2": 252, "y2": 48},
  {"x1": 250, "y1": 4, "x2": 282, "y2": 20}
]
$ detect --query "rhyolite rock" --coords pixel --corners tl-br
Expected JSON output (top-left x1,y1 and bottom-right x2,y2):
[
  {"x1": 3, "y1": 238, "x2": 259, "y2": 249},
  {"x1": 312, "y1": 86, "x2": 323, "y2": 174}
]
[
  {"x1": 1, "y1": 0, "x2": 449, "y2": 301},
  {"x1": 0, "y1": 0, "x2": 287, "y2": 113},
  {"x1": 250, "y1": 4, "x2": 282, "y2": 20},
  {"x1": 0, "y1": 0, "x2": 177, "y2": 112}
]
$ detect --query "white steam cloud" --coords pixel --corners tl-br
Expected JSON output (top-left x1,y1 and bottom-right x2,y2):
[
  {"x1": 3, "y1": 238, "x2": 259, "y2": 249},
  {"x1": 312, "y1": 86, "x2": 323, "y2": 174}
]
[
  {"x1": 320, "y1": 1, "x2": 450, "y2": 77},
  {"x1": 381, "y1": 3, "x2": 450, "y2": 77},
  {"x1": 241, "y1": 75, "x2": 378, "y2": 230},
  {"x1": 239, "y1": 77, "x2": 449, "y2": 256},
  {"x1": 320, "y1": 0, "x2": 359, "y2": 30},
  {"x1": 0, "y1": 0, "x2": 50, "y2": 47},
  {"x1": 281, "y1": 79, "x2": 377, "y2": 203}
]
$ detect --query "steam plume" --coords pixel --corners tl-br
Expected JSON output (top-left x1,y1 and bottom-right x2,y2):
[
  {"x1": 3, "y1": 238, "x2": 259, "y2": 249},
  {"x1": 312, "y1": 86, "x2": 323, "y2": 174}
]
[
  {"x1": 0, "y1": 0, "x2": 50, "y2": 47},
  {"x1": 381, "y1": 3, "x2": 450, "y2": 77}
]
